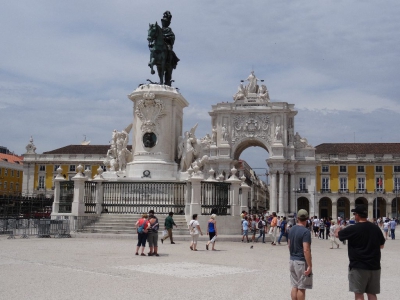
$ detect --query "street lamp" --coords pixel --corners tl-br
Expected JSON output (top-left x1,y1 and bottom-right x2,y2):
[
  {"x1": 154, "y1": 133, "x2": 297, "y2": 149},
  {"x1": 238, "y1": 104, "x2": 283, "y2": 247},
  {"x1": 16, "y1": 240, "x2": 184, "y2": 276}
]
[{"x1": 293, "y1": 188, "x2": 298, "y2": 216}]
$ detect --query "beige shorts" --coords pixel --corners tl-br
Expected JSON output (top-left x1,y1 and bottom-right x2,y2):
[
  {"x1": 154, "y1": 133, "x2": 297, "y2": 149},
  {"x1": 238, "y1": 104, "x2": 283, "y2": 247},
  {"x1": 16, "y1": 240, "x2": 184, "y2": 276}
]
[{"x1": 289, "y1": 260, "x2": 313, "y2": 290}]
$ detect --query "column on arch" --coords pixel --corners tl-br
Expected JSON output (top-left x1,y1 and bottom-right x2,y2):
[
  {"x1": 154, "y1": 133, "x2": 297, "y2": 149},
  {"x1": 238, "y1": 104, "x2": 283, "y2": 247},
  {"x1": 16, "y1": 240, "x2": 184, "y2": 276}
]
[
  {"x1": 270, "y1": 171, "x2": 277, "y2": 212},
  {"x1": 278, "y1": 172, "x2": 287, "y2": 215},
  {"x1": 278, "y1": 171, "x2": 284, "y2": 215},
  {"x1": 290, "y1": 172, "x2": 295, "y2": 214}
]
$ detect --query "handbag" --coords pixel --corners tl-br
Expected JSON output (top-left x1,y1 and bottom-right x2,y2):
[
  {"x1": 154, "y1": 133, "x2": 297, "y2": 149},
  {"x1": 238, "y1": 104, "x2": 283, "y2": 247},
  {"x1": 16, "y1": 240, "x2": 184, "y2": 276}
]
[{"x1": 162, "y1": 229, "x2": 168, "y2": 238}]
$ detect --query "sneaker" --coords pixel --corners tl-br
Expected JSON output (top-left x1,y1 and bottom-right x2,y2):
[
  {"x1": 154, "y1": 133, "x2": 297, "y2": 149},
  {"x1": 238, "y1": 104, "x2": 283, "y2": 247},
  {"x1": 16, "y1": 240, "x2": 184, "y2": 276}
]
[
  {"x1": 141, "y1": 253, "x2": 146, "y2": 256},
  {"x1": 155, "y1": 253, "x2": 159, "y2": 256},
  {"x1": 161, "y1": 238, "x2": 163, "y2": 244},
  {"x1": 206, "y1": 244, "x2": 209, "y2": 250},
  {"x1": 135, "y1": 253, "x2": 138, "y2": 255},
  {"x1": 171, "y1": 242, "x2": 176, "y2": 244}
]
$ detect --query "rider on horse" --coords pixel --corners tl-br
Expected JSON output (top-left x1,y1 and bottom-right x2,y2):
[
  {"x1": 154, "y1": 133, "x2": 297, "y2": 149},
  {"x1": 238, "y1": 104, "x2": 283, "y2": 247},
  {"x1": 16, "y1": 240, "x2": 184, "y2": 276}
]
[{"x1": 161, "y1": 11, "x2": 179, "y2": 77}]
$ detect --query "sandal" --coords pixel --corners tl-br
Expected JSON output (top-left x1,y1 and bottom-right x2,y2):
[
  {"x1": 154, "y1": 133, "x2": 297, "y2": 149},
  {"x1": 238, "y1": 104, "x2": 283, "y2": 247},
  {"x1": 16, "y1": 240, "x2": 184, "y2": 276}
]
[
  {"x1": 135, "y1": 253, "x2": 138, "y2": 255},
  {"x1": 141, "y1": 253, "x2": 146, "y2": 256},
  {"x1": 206, "y1": 244, "x2": 209, "y2": 250},
  {"x1": 155, "y1": 253, "x2": 159, "y2": 256},
  {"x1": 190, "y1": 246, "x2": 193, "y2": 250}
]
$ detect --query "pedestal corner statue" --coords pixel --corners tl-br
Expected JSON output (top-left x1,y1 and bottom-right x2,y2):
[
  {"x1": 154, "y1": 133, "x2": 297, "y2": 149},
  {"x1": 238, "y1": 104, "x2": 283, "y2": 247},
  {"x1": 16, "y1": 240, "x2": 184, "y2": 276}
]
[{"x1": 148, "y1": 11, "x2": 180, "y2": 86}]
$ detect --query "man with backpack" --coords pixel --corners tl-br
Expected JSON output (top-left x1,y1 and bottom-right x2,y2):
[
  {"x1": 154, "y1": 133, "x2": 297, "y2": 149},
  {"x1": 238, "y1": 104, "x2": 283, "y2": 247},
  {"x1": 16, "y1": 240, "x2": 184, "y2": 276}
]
[{"x1": 255, "y1": 216, "x2": 266, "y2": 243}]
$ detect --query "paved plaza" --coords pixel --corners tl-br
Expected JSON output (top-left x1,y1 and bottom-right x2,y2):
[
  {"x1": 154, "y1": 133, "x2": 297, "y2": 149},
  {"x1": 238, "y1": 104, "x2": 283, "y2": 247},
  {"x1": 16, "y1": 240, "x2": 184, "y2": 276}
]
[{"x1": 0, "y1": 234, "x2": 399, "y2": 299}]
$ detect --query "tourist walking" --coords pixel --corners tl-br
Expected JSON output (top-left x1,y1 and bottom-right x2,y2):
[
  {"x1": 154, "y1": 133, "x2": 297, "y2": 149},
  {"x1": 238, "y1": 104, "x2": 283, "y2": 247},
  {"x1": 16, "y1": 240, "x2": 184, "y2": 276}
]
[
  {"x1": 389, "y1": 218, "x2": 396, "y2": 239},
  {"x1": 329, "y1": 220, "x2": 339, "y2": 249},
  {"x1": 383, "y1": 219, "x2": 389, "y2": 240},
  {"x1": 336, "y1": 205, "x2": 385, "y2": 300},
  {"x1": 312, "y1": 216, "x2": 320, "y2": 238},
  {"x1": 250, "y1": 214, "x2": 257, "y2": 243},
  {"x1": 206, "y1": 214, "x2": 217, "y2": 250},
  {"x1": 161, "y1": 211, "x2": 178, "y2": 244},
  {"x1": 270, "y1": 212, "x2": 278, "y2": 245},
  {"x1": 325, "y1": 218, "x2": 331, "y2": 239},
  {"x1": 147, "y1": 210, "x2": 159, "y2": 256},
  {"x1": 255, "y1": 216, "x2": 266, "y2": 243},
  {"x1": 277, "y1": 216, "x2": 288, "y2": 244},
  {"x1": 242, "y1": 216, "x2": 250, "y2": 242},
  {"x1": 189, "y1": 214, "x2": 203, "y2": 251},
  {"x1": 288, "y1": 209, "x2": 312, "y2": 300},
  {"x1": 318, "y1": 218, "x2": 325, "y2": 239},
  {"x1": 135, "y1": 213, "x2": 150, "y2": 256}
]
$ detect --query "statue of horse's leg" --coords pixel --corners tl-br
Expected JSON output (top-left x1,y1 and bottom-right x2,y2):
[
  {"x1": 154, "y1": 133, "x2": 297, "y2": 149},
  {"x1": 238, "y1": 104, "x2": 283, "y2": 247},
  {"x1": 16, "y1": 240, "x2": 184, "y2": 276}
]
[
  {"x1": 148, "y1": 56, "x2": 156, "y2": 75},
  {"x1": 156, "y1": 65, "x2": 163, "y2": 85},
  {"x1": 165, "y1": 66, "x2": 172, "y2": 86}
]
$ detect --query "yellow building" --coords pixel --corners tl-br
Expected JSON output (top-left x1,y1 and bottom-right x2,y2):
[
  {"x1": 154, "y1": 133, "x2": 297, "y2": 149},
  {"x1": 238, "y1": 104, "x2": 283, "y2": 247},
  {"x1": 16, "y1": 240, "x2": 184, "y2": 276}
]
[
  {"x1": 22, "y1": 138, "x2": 110, "y2": 198},
  {"x1": 0, "y1": 153, "x2": 23, "y2": 196},
  {"x1": 315, "y1": 143, "x2": 400, "y2": 220}
]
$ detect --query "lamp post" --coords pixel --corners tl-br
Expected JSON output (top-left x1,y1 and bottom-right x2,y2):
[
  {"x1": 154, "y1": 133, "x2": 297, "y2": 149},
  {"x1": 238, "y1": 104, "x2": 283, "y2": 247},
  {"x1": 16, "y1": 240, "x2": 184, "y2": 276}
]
[{"x1": 293, "y1": 188, "x2": 298, "y2": 217}]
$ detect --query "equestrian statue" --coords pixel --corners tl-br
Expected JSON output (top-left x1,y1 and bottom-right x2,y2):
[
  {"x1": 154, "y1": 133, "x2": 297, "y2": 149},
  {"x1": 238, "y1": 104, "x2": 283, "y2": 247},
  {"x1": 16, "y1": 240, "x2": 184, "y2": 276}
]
[{"x1": 147, "y1": 11, "x2": 179, "y2": 86}]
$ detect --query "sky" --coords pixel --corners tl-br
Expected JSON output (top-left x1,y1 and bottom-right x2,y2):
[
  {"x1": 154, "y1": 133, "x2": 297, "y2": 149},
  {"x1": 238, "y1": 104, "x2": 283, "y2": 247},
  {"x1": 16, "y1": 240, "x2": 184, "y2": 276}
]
[{"x1": 1, "y1": 1, "x2": 400, "y2": 172}]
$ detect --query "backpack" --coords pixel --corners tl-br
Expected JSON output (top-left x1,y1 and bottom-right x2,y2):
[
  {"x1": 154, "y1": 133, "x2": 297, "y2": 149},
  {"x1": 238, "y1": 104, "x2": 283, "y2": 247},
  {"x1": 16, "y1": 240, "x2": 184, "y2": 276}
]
[
  {"x1": 280, "y1": 221, "x2": 286, "y2": 233},
  {"x1": 137, "y1": 220, "x2": 147, "y2": 233},
  {"x1": 258, "y1": 220, "x2": 264, "y2": 229}
]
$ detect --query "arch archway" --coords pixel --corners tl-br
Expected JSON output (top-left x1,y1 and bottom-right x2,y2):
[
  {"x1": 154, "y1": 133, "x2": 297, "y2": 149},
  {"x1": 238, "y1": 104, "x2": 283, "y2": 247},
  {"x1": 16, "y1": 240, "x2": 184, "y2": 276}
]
[
  {"x1": 297, "y1": 197, "x2": 309, "y2": 213},
  {"x1": 235, "y1": 142, "x2": 270, "y2": 212},
  {"x1": 337, "y1": 197, "x2": 350, "y2": 219},
  {"x1": 391, "y1": 197, "x2": 400, "y2": 219},
  {"x1": 319, "y1": 197, "x2": 332, "y2": 219},
  {"x1": 373, "y1": 197, "x2": 386, "y2": 218},
  {"x1": 355, "y1": 197, "x2": 368, "y2": 207},
  {"x1": 232, "y1": 138, "x2": 270, "y2": 161}
]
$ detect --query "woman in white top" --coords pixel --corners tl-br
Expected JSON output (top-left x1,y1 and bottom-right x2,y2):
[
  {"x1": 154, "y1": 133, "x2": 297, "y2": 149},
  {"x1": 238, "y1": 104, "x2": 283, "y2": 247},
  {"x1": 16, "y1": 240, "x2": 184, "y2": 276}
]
[
  {"x1": 189, "y1": 214, "x2": 203, "y2": 251},
  {"x1": 383, "y1": 220, "x2": 389, "y2": 240},
  {"x1": 329, "y1": 220, "x2": 340, "y2": 249}
]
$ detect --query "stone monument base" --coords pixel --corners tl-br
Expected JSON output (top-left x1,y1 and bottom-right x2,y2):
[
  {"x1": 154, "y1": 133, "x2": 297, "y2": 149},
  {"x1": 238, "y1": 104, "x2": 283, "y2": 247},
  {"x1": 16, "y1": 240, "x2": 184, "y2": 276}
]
[{"x1": 125, "y1": 161, "x2": 178, "y2": 181}]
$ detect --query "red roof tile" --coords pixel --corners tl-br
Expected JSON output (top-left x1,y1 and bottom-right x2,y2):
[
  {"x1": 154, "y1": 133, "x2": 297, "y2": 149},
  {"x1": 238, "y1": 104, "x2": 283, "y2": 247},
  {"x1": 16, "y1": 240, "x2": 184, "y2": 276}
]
[
  {"x1": 0, "y1": 153, "x2": 23, "y2": 164},
  {"x1": 315, "y1": 143, "x2": 400, "y2": 155}
]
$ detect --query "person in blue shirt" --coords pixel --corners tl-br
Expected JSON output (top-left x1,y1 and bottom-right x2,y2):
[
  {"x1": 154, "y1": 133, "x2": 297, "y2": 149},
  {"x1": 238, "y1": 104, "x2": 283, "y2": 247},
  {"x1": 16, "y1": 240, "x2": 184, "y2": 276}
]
[{"x1": 241, "y1": 216, "x2": 249, "y2": 243}]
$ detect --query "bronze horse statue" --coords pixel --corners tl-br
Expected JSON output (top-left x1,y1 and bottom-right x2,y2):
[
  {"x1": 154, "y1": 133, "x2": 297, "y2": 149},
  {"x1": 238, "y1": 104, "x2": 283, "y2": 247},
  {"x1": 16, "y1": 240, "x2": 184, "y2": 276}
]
[{"x1": 147, "y1": 22, "x2": 179, "y2": 86}]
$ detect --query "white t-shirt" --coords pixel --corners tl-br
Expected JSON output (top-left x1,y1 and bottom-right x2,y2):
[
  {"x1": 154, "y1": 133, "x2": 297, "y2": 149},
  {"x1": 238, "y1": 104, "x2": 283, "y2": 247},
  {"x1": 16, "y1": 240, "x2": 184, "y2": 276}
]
[
  {"x1": 383, "y1": 222, "x2": 389, "y2": 230},
  {"x1": 189, "y1": 220, "x2": 200, "y2": 234},
  {"x1": 313, "y1": 218, "x2": 320, "y2": 227}
]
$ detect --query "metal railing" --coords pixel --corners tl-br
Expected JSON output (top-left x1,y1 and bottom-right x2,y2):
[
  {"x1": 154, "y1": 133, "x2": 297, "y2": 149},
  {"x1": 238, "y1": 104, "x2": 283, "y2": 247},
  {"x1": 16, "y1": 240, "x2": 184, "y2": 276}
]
[
  {"x1": 0, "y1": 195, "x2": 54, "y2": 219},
  {"x1": 59, "y1": 181, "x2": 74, "y2": 213},
  {"x1": 102, "y1": 182, "x2": 186, "y2": 214},
  {"x1": 84, "y1": 182, "x2": 97, "y2": 213},
  {"x1": 201, "y1": 182, "x2": 231, "y2": 215}
]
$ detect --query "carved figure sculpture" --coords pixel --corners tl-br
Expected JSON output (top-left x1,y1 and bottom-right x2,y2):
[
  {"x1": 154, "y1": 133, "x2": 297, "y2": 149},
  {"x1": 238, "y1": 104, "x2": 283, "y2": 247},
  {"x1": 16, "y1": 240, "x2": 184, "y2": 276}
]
[
  {"x1": 222, "y1": 124, "x2": 229, "y2": 141},
  {"x1": 233, "y1": 83, "x2": 246, "y2": 101},
  {"x1": 104, "y1": 124, "x2": 133, "y2": 172},
  {"x1": 275, "y1": 123, "x2": 282, "y2": 141},
  {"x1": 147, "y1": 11, "x2": 179, "y2": 86},
  {"x1": 246, "y1": 71, "x2": 260, "y2": 93},
  {"x1": 211, "y1": 126, "x2": 217, "y2": 144},
  {"x1": 258, "y1": 84, "x2": 270, "y2": 100}
]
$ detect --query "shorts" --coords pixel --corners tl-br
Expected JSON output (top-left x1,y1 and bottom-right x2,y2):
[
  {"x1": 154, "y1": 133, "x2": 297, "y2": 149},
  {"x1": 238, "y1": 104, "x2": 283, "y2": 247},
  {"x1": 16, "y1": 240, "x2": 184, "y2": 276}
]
[
  {"x1": 242, "y1": 229, "x2": 248, "y2": 236},
  {"x1": 349, "y1": 268, "x2": 380, "y2": 295},
  {"x1": 313, "y1": 226, "x2": 319, "y2": 233},
  {"x1": 289, "y1": 260, "x2": 313, "y2": 290},
  {"x1": 147, "y1": 231, "x2": 158, "y2": 247}
]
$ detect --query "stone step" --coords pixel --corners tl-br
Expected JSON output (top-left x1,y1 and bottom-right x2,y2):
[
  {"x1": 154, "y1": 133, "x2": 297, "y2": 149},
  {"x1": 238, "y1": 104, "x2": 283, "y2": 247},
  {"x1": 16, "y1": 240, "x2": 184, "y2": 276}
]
[{"x1": 82, "y1": 214, "x2": 188, "y2": 235}]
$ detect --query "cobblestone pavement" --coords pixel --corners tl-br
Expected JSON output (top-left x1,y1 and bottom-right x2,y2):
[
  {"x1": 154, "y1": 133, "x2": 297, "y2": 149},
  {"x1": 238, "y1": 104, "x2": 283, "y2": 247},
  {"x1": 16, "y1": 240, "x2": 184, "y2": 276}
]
[{"x1": 0, "y1": 234, "x2": 398, "y2": 299}]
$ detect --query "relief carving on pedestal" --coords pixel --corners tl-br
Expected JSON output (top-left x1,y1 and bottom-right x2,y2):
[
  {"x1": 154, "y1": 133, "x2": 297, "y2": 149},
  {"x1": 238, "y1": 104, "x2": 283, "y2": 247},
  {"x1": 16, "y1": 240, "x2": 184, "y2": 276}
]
[
  {"x1": 231, "y1": 113, "x2": 271, "y2": 144},
  {"x1": 135, "y1": 92, "x2": 165, "y2": 133}
]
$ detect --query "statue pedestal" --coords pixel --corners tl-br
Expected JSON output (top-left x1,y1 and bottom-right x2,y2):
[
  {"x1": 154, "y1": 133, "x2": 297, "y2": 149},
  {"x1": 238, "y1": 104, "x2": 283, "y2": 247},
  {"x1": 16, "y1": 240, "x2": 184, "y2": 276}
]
[{"x1": 126, "y1": 84, "x2": 189, "y2": 180}]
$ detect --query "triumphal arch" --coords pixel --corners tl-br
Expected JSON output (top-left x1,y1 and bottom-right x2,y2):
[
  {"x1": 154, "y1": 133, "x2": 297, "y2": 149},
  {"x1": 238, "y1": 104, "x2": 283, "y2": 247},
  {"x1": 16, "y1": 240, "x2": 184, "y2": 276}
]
[{"x1": 206, "y1": 71, "x2": 316, "y2": 216}]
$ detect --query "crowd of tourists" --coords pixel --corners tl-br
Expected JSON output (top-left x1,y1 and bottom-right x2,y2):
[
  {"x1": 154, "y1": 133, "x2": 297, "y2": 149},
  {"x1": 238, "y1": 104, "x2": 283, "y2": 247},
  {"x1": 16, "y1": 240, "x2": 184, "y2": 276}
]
[{"x1": 135, "y1": 207, "x2": 391, "y2": 299}]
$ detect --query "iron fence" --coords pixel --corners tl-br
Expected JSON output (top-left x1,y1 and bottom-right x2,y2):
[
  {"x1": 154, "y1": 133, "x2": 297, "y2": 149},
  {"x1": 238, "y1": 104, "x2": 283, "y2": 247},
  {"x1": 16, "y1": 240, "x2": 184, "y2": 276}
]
[
  {"x1": 84, "y1": 182, "x2": 97, "y2": 213},
  {"x1": 0, "y1": 195, "x2": 53, "y2": 219},
  {"x1": 102, "y1": 182, "x2": 186, "y2": 214},
  {"x1": 59, "y1": 181, "x2": 74, "y2": 213},
  {"x1": 201, "y1": 182, "x2": 231, "y2": 215}
]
